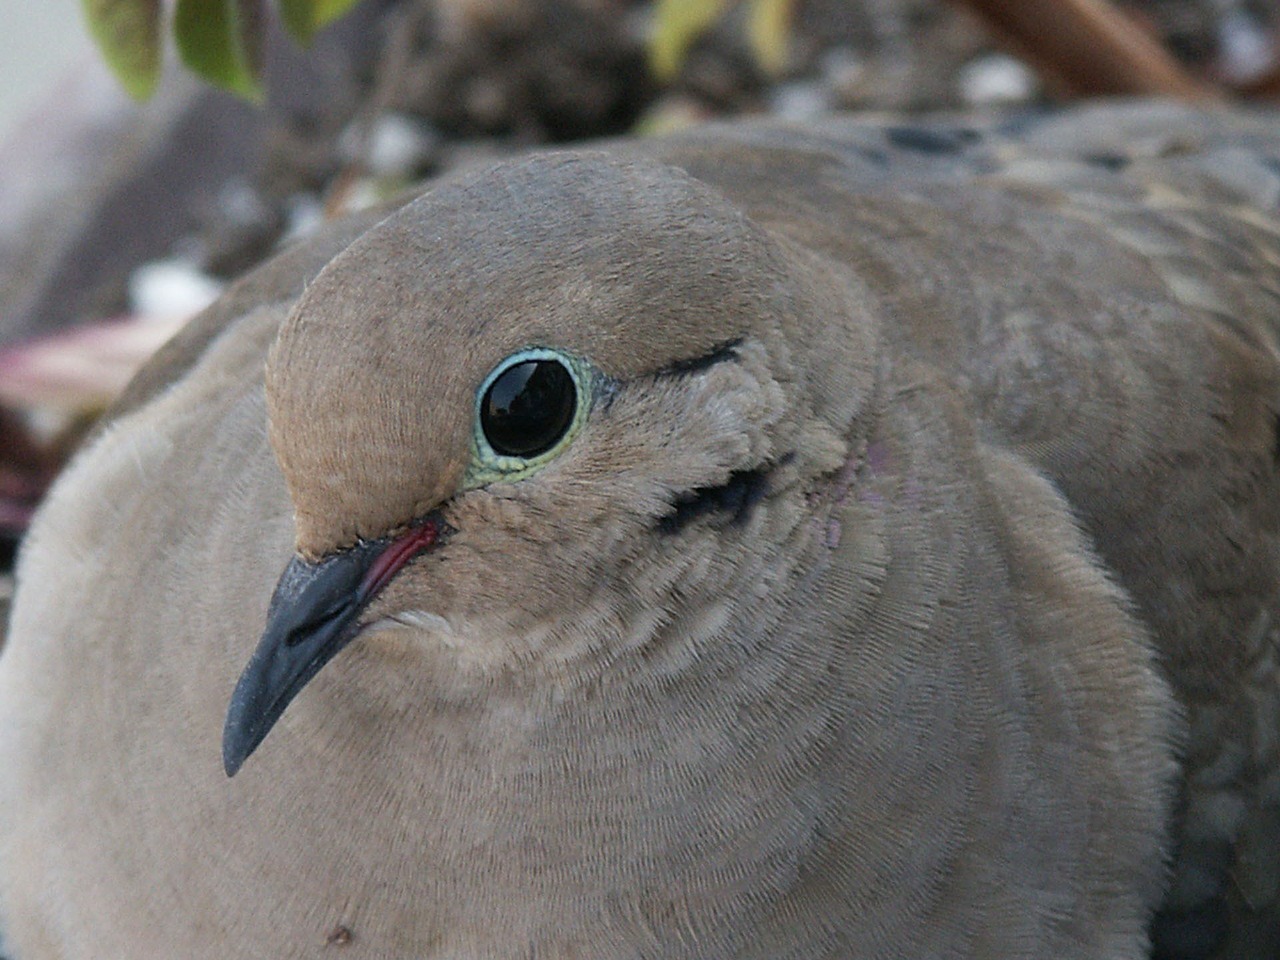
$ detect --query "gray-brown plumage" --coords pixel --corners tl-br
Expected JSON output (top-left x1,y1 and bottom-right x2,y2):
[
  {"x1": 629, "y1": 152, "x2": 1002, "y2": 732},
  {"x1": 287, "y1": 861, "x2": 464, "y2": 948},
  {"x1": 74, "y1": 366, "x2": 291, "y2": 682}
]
[{"x1": 1, "y1": 100, "x2": 1278, "y2": 958}]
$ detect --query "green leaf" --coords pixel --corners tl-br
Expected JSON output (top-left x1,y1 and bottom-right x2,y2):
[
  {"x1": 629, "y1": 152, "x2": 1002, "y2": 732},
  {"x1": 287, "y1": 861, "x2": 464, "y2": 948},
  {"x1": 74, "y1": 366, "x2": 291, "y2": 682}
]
[
  {"x1": 277, "y1": 0, "x2": 313, "y2": 42},
  {"x1": 745, "y1": 0, "x2": 793, "y2": 76},
  {"x1": 278, "y1": 0, "x2": 362, "y2": 45},
  {"x1": 648, "y1": 0, "x2": 731, "y2": 83},
  {"x1": 173, "y1": 0, "x2": 264, "y2": 101},
  {"x1": 81, "y1": 0, "x2": 162, "y2": 100}
]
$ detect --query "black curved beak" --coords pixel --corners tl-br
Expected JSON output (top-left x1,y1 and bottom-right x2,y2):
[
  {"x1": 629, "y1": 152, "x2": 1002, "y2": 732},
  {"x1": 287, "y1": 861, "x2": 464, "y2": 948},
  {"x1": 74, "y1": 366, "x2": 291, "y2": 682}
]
[{"x1": 223, "y1": 516, "x2": 447, "y2": 776}]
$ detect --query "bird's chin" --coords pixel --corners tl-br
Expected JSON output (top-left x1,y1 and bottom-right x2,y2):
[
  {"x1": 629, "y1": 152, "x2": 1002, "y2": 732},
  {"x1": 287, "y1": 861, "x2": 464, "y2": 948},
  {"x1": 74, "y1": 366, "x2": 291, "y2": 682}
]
[
  {"x1": 365, "y1": 609, "x2": 460, "y2": 645},
  {"x1": 355, "y1": 609, "x2": 558, "y2": 707}
]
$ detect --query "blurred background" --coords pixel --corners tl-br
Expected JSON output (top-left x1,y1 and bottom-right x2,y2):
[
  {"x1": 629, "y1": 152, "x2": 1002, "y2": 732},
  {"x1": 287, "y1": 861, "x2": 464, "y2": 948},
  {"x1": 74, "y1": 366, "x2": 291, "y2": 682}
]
[{"x1": 0, "y1": 0, "x2": 94, "y2": 143}]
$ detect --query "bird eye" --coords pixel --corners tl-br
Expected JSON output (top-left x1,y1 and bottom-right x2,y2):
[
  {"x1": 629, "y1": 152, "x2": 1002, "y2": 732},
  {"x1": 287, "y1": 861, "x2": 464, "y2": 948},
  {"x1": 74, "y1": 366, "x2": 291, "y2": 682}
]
[
  {"x1": 467, "y1": 348, "x2": 594, "y2": 486},
  {"x1": 480, "y1": 357, "x2": 576, "y2": 457}
]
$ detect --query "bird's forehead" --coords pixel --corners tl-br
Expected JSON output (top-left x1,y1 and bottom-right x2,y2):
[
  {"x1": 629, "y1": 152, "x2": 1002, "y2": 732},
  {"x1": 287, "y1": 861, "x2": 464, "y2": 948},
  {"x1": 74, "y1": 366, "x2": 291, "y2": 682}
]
[
  {"x1": 306, "y1": 153, "x2": 790, "y2": 369},
  {"x1": 266, "y1": 152, "x2": 795, "y2": 555}
]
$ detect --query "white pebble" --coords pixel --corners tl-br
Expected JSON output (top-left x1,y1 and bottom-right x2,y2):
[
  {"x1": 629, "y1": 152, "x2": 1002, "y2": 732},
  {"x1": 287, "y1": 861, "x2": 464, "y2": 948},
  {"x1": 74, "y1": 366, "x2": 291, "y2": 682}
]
[
  {"x1": 1219, "y1": 7, "x2": 1275, "y2": 84},
  {"x1": 282, "y1": 193, "x2": 326, "y2": 243},
  {"x1": 958, "y1": 54, "x2": 1037, "y2": 107},
  {"x1": 820, "y1": 47, "x2": 866, "y2": 92},
  {"x1": 366, "y1": 114, "x2": 441, "y2": 178},
  {"x1": 768, "y1": 81, "x2": 834, "y2": 122},
  {"x1": 128, "y1": 259, "x2": 224, "y2": 321},
  {"x1": 216, "y1": 179, "x2": 271, "y2": 228}
]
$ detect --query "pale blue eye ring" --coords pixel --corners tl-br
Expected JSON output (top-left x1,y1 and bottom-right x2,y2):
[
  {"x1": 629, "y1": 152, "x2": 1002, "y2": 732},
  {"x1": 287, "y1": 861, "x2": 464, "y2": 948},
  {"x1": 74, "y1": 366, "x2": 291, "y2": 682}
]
[{"x1": 466, "y1": 348, "x2": 595, "y2": 485}]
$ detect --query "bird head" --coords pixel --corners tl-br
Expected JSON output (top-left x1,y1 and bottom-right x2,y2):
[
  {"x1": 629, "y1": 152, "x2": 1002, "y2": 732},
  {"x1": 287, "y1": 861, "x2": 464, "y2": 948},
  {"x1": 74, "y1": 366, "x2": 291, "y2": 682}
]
[{"x1": 223, "y1": 152, "x2": 879, "y2": 775}]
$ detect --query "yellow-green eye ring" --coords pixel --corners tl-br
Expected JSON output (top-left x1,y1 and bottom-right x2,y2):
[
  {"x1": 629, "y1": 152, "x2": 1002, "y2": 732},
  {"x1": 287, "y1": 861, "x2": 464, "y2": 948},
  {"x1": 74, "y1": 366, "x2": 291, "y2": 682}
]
[{"x1": 466, "y1": 348, "x2": 594, "y2": 486}]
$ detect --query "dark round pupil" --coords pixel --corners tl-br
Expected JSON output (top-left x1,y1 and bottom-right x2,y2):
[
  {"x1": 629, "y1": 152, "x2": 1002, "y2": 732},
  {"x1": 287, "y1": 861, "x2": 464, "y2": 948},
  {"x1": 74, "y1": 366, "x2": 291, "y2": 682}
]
[{"x1": 480, "y1": 359, "x2": 577, "y2": 458}]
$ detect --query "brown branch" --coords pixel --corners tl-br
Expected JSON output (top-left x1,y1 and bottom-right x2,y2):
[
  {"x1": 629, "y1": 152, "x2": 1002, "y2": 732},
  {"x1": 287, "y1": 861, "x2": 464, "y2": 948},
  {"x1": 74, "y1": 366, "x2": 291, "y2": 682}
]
[
  {"x1": 949, "y1": 0, "x2": 1221, "y2": 102},
  {"x1": 1238, "y1": 65, "x2": 1280, "y2": 100}
]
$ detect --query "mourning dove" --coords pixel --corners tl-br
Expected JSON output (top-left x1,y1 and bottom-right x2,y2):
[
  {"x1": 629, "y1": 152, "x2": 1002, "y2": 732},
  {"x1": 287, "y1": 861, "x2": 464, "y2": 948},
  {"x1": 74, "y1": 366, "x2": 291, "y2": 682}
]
[{"x1": 2, "y1": 100, "x2": 1279, "y2": 959}]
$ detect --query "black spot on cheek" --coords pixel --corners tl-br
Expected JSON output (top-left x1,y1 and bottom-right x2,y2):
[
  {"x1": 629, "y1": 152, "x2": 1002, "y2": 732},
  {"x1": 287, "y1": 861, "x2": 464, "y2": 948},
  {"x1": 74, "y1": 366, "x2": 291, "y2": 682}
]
[
  {"x1": 1272, "y1": 411, "x2": 1280, "y2": 465},
  {"x1": 658, "y1": 468, "x2": 772, "y2": 535}
]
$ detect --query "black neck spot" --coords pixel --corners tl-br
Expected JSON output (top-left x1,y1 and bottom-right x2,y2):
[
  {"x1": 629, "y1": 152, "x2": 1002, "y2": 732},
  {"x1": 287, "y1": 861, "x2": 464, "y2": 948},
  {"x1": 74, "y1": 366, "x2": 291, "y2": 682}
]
[{"x1": 658, "y1": 467, "x2": 770, "y2": 535}]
